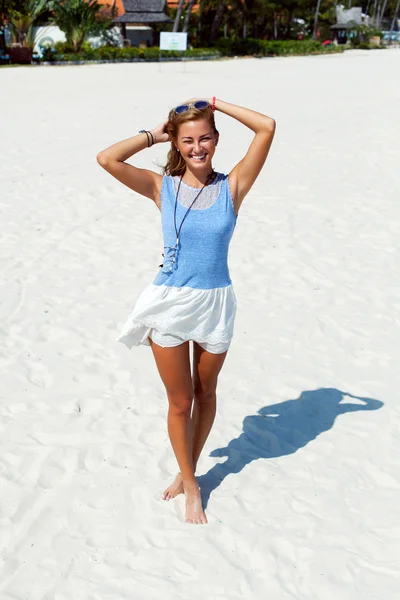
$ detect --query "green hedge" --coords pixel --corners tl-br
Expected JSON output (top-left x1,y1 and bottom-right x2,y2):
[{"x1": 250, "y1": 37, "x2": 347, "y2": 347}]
[
  {"x1": 42, "y1": 45, "x2": 220, "y2": 62},
  {"x1": 40, "y1": 39, "x2": 344, "y2": 63},
  {"x1": 215, "y1": 38, "x2": 344, "y2": 56}
]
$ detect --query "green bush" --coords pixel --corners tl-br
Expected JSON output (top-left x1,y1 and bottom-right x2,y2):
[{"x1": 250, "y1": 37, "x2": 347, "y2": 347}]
[
  {"x1": 350, "y1": 40, "x2": 384, "y2": 49},
  {"x1": 214, "y1": 38, "x2": 343, "y2": 57},
  {"x1": 349, "y1": 24, "x2": 383, "y2": 48},
  {"x1": 215, "y1": 38, "x2": 264, "y2": 56},
  {"x1": 45, "y1": 45, "x2": 220, "y2": 62},
  {"x1": 54, "y1": 41, "x2": 75, "y2": 53},
  {"x1": 40, "y1": 40, "x2": 344, "y2": 63}
]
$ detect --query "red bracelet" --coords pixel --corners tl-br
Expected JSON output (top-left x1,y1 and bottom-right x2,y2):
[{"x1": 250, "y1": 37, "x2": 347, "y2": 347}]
[{"x1": 211, "y1": 96, "x2": 216, "y2": 112}]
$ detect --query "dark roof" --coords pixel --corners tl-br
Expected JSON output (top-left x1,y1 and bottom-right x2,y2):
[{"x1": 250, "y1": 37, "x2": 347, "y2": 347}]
[
  {"x1": 114, "y1": 12, "x2": 172, "y2": 22},
  {"x1": 123, "y1": 0, "x2": 166, "y2": 10},
  {"x1": 113, "y1": 0, "x2": 172, "y2": 23},
  {"x1": 330, "y1": 21, "x2": 360, "y2": 29}
]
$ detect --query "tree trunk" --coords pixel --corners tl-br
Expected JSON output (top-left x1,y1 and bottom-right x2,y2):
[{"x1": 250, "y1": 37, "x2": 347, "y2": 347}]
[
  {"x1": 173, "y1": 0, "x2": 185, "y2": 32},
  {"x1": 210, "y1": 0, "x2": 224, "y2": 42},
  {"x1": 312, "y1": 0, "x2": 322, "y2": 39},
  {"x1": 0, "y1": 0, "x2": 6, "y2": 54},
  {"x1": 285, "y1": 10, "x2": 293, "y2": 38},
  {"x1": 372, "y1": 0, "x2": 378, "y2": 24},
  {"x1": 377, "y1": 0, "x2": 388, "y2": 26},
  {"x1": 197, "y1": 0, "x2": 204, "y2": 33},
  {"x1": 182, "y1": 0, "x2": 196, "y2": 33},
  {"x1": 390, "y1": 0, "x2": 400, "y2": 34}
]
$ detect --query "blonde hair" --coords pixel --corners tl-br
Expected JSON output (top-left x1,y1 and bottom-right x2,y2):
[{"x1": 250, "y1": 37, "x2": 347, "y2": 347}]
[{"x1": 163, "y1": 105, "x2": 218, "y2": 177}]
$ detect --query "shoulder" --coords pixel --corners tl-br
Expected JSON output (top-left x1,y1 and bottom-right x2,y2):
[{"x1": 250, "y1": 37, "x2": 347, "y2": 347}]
[
  {"x1": 214, "y1": 172, "x2": 231, "y2": 192},
  {"x1": 225, "y1": 172, "x2": 238, "y2": 205},
  {"x1": 161, "y1": 174, "x2": 176, "y2": 192},
  {"x1": 158, "y1": 174, "x2": 175, "y2": 204},
  {"x1": 214, "y1": 172, "x2": 228, "y2": 186},
  {"x1": 214, "y1": 172, "x2": 236, "y2": 211}
]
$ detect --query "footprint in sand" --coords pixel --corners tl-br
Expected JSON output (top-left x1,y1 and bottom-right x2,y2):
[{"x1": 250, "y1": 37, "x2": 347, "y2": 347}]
[
  {"x1": 78, "y1": 446, "x2": 108, "y2": 473},
  {"x1": 24, "y1": 359, "x2": 53, "y2": 388},
  {"x1": 37, "y1": 448, "x2": 76, "y2": 489}
]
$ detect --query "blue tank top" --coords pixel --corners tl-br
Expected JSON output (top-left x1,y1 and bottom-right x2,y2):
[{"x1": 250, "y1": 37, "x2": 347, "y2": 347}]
[{"x1": 153, "y1": 173, "x2": 237, "y2": 290}]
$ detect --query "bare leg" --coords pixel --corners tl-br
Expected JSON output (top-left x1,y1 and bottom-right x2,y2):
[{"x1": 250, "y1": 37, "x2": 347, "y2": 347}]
[
  {"x1": 191, "y1": 343, "x2": 227, "y2": 470},
  {"x1": 150, "y1": 339, "x2": 207, "y2": 524},
  {"x1": 163, "y1": 343, "x2": 228, "y2": 500}
]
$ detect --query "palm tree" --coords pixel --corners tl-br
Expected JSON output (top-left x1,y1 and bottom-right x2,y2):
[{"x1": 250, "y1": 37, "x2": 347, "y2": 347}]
[
  {"x1": 9, "y1": 0, "x2": 48, "y2": 47},
  {"x1": 173, "y1": 0, "x2": 185, "y2": 31},
  {"x1": 182, "y1": 0, "x2": 197, "y2": 32},
  {"x1": 376, "y1": 0, "x2": 388, "y2": 26},
  {"x1": 390, "y1": 0, "x2": 400, "y2": 35},
  {"x1": 210, "y1": 0, "x2": 225, "y2": 41},
  {"x1": 51, "y1": 0, "x2": 115, "y2": 52},
  {"x1": 312, "y1": 0, "x2": 322, "y2": 39}
]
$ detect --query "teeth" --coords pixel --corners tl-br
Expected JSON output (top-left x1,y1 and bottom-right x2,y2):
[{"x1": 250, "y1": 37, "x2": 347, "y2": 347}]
[{"x1": 191, "y1": 155, "x2": 205, "y2": 160}]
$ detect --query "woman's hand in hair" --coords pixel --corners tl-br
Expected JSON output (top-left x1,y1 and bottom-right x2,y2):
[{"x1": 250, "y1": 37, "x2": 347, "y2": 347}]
[{"x1": 150, "y1": 121, "x2": 170, "y2": 144}]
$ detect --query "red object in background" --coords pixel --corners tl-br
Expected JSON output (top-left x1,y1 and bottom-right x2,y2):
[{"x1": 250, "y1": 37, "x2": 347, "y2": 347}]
[{"x1": 322, "y1": 40, "x2": 333, "y2": 46}]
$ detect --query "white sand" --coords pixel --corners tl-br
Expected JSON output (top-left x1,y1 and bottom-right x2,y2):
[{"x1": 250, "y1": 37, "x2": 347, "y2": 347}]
[{"x1": 1, "y1": 49, "x2": 400, "y2": 598}]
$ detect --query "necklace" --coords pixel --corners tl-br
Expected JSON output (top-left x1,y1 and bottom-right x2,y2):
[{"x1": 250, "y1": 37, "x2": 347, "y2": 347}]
[{"x1": 161, "y1": 170, "x2": 215, "y2": 273}]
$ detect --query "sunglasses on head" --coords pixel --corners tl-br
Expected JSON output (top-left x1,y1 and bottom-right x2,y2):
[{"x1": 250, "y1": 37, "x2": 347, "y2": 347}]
[{"x1": 174, "y1": 100, "x2": 210, "y2": 114}]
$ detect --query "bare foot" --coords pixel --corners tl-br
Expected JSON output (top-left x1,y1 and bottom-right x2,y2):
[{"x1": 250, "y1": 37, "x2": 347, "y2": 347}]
[
  {"x1": 184, "y1": 480, "x2": 208, "y2": 525},
  {"x1": 161, "y1": 473, "x2": 184, "y2": 501}
]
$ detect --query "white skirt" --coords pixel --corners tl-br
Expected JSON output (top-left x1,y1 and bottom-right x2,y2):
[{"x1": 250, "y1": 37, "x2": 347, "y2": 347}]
[{"x1": 117, "y1": 283, "x2": 237, "y2": 352}]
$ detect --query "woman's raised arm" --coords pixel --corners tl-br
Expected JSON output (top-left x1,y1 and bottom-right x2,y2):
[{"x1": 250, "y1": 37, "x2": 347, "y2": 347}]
[
  {"x1": 215, "y1": 99, "x2": 276, "y2": 213},
  {"x1": 96, "y1": 122, "x2": 169, "y2": 207}
]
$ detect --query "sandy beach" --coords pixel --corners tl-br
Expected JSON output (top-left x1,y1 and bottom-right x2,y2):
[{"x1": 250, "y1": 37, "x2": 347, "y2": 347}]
[{"x1": 1, "y1": 49, "x2": 400, "y2": 598}]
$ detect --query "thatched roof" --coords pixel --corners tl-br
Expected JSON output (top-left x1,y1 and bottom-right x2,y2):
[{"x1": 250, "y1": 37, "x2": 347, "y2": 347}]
[{"x1": 113, "y1": 0, "x2": 172, "y2": 23}]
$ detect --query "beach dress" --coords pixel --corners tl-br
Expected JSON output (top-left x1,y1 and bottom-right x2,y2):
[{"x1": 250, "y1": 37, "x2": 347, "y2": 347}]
[{"x1": 117, "y1": 172, "x2": 238, "y2": 354}]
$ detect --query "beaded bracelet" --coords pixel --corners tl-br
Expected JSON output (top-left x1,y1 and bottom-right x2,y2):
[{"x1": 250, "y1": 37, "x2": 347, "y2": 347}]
[
  {"x1": 139, "y1": 130, "x2": 149, "y2": 147},
  {"x1": 138, "y1": 129, "x2": 155, "y2": 147}
]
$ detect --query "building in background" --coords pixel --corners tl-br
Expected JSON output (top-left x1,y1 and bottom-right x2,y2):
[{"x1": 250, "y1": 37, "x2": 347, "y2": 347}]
[
  {"x1": 330, "y1": 6, "x2": 368, "y2": 44},
  {"x1": 105, "y1": 0, "x2": 173, "y2": 47}
]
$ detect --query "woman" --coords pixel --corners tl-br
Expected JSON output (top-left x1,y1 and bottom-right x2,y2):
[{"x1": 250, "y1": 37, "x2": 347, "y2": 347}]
[{"x1": 97, "y1": 97, "x2": 275, "y2": 524}]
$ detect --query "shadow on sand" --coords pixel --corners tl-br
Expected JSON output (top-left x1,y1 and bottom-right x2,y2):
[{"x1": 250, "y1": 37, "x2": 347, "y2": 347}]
[{"x1": 197, "y1": 388, "x2": 383, "y2": 509}]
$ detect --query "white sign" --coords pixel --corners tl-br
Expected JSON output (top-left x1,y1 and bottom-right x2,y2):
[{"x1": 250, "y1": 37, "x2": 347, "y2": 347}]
[{"x1": 160, "y1": 32, "x2": 187, "y2": 52}]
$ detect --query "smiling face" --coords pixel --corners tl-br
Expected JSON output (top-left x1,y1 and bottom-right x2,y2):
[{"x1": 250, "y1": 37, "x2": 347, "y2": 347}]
[{"x1": 175, "y1": 119, "x2": 218, "y2": 172}]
